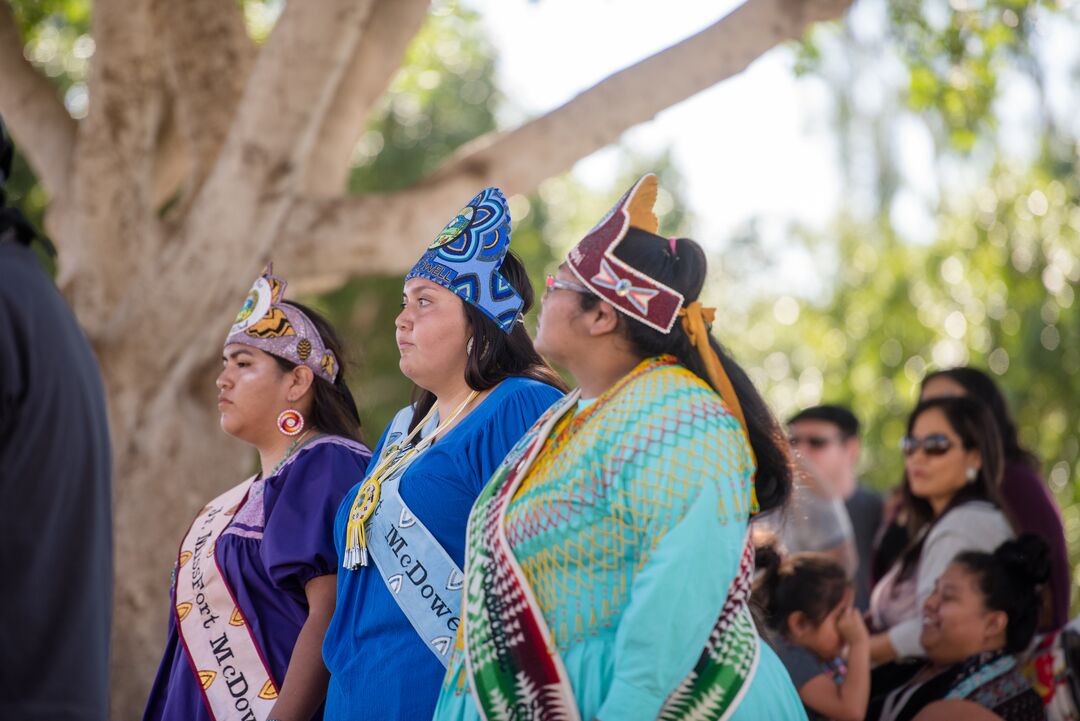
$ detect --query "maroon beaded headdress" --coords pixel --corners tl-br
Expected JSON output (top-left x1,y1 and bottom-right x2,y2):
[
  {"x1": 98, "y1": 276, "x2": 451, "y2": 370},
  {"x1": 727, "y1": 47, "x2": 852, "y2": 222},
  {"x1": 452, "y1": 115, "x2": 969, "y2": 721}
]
[{"x1": 566, "y1": 173, "x2": 685, "y2": 333}]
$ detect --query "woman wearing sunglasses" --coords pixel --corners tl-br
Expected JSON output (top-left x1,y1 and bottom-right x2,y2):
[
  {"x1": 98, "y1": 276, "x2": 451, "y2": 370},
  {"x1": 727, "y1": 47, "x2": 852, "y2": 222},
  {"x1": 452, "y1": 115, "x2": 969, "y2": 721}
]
[
  {"x1": 921, "y1": 367, "x2": 1068, "y2": 631},
  {"x1": 867, "y1": 396, "x2": 1013, "y2": 670}
]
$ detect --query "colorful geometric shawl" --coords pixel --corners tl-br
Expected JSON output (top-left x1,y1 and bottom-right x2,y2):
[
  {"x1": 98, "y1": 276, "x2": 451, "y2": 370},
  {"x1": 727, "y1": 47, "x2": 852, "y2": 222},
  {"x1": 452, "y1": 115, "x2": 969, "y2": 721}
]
[{"x1": 462, "y1": 356, "x2": 759, "y2": 721}]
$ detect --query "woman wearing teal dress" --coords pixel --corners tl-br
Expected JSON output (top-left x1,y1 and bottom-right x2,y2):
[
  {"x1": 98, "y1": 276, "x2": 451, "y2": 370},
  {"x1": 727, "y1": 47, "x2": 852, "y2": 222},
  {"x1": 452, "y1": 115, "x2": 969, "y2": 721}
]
[{"x1": 433, "y1": 175, "x2": 807, "y2": 721}]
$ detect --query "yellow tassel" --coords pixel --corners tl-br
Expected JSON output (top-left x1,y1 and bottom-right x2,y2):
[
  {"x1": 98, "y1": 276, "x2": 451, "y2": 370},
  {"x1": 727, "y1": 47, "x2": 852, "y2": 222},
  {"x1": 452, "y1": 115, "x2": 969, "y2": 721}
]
[
  {"x1": 359, "y1": 522, "x2": 367, "y2": 565},
  {"x1": 342, "y1": 390, "x2": 479, "y2": 568},
  {"x1": 679, "y1": 301, "x2": 760, "y2": 516}
]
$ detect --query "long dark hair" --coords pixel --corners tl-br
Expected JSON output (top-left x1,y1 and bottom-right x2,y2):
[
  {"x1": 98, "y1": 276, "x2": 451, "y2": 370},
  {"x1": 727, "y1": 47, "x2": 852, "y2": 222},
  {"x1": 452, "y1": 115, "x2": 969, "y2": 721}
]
[
  {"x1": 922, "y1": 367, "x2": 1039, "y2": 470},
  {"x1": 954, "y1": 534, "x2": 1050, "y2": 653},
  {"x1": 577, "y1": 229, "x2": 793, "y2": 512},
  {"x1": 272, "y1": 301, "x2": 364, "y2": 443},
  {"x1": 408, "y1": 251, "x2": 568, "y2": 432},
  {"x1": 752, "y1": 542, "x2": 850, "y2": 636},
  {"x1": 895, "y1": 396, "x2": 1005, "y2": 581}
]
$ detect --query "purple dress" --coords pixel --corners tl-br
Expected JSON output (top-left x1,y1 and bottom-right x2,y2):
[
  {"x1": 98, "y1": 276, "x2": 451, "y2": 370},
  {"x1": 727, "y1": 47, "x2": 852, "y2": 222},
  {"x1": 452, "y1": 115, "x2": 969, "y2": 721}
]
[
  {"x1": 143, "y1": 436, "x2": 371, "y2": 721},
  {"x1": 1001, "y1": 458, "x2": 1071, "y2": 629}
]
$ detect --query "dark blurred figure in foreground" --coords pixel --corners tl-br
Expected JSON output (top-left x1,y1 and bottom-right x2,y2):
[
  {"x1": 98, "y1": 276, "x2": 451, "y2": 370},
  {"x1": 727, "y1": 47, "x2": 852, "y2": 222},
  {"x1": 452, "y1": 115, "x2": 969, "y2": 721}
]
[
  {"x1": 789, "y1": 404, "x2": 882, "y2": 611},
  {"x1": 0, "y1": 117, "x2": 112, "y2": 721}
]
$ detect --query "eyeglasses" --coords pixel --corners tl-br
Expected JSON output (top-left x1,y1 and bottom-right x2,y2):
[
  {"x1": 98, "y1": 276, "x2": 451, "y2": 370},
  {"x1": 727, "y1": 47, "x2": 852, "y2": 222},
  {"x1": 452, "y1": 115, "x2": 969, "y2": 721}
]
[
  {"x1": 789, "y1": 435, "x2": 843, "y2": 450},
  {"x1": 901, "y1": 433, "x2": 956, "y2": 457},
  {"x1": 545, "y1": 274, "x2": 592, "y2": 295}
]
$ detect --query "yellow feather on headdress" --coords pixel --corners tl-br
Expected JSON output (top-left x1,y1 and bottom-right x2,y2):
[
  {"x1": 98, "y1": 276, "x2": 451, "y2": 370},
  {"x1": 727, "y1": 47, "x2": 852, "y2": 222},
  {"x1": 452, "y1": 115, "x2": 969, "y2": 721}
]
[{"x1": 625, "y1": 174, "x2": 659, "y2": 233}]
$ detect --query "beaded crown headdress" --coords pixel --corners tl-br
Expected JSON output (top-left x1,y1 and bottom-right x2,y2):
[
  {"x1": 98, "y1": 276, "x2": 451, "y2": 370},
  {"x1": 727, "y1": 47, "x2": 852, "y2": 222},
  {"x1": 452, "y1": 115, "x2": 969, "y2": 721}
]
[
  {"x1": 225, "y1": 264, "x2": 338, "y2": 382},
  {"x1": 566, "y1": 174, "x2": 685, "y2": 333},
  {"x1": 405, "y1": 187, "x2": 524, "y2": 333}
]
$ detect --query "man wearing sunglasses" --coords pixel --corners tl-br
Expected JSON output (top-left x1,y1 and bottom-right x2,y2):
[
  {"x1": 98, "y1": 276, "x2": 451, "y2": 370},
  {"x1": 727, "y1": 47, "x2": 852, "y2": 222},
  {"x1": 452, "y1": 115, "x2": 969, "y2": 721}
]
[{"x1": 788, "y1": 405, "x2": 882, "y2": 611}]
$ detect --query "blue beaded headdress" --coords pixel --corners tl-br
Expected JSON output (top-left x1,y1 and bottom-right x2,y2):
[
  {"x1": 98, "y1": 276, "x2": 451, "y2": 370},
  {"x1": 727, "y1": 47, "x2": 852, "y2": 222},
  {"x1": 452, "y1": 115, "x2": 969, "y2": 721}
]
[{"x1": 405, "y1": 187, "x2": 524, "y2": 333}]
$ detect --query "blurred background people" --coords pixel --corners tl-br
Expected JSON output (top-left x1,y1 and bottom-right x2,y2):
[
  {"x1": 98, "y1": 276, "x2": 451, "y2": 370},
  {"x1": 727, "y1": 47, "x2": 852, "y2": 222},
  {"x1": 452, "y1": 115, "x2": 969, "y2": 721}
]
[
  {"x1": 0, "y1": 116, "x2": 112, "y2": 721},
  {"x1": 789, "y1": 404, "x2": 883, "y2": 610},
  {"x1": 754, "y1": 459, "x2": 859, "y2": 579},
  {"x1": 868, "y1": 396, "x2": 1013, "y2": 668},
  {"x1": 921, "y1": 367, "x2": 1069, "y2": 631},
  {"x1": 867, "y1": 535, "x2": 1050, "y2": 721}
]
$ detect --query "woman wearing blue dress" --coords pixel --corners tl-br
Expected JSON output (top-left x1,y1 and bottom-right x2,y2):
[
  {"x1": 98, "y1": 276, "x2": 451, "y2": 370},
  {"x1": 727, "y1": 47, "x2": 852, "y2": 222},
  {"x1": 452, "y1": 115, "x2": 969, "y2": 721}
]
[{"x1": 321, "y1": 188, "x2": 566, "y2": 720}]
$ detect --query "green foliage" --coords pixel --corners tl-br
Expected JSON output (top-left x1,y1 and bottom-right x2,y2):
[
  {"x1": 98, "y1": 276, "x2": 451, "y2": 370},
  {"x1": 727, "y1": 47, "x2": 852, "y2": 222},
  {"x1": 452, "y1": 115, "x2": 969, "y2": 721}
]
[
  {"x1": 799, "y1": 0, "x2": 1057, "y2": 153},
  {"x1": 347, "y1": 4, "x2": 500, "y2": 193},
  {"x1": 7, "y1": 0, "x2": 92, "y2": 259},
  {"x1": 739, "y1": 0, "x2": 1080, "y2": 605},
  {"x1": 10, "y1": 0, "x2": 89, "y2": 29},
  {"x1": 728, "y1": 163, "x2": 1080, "y2": 571},
  {"x1": 241, "y1": 0, "x2": 283, "y2": 44},
  {"x1": 11, "y1": 0, "x2": 91, "y2": 97}
]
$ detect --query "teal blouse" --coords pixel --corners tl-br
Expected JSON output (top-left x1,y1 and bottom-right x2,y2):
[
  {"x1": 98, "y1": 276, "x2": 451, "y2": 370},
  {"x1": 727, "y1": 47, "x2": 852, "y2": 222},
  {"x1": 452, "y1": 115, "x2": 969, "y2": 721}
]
[{"x1": 434, "y1": 361, "x2": 806, "y2": 721}]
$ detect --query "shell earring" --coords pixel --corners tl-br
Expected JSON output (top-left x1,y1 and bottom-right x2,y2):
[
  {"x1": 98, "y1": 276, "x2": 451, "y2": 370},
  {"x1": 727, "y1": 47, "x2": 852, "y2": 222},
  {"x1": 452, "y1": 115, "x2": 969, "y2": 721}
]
[{"x1": 277, "y1": 409, "x2": 305, "y2": 436}]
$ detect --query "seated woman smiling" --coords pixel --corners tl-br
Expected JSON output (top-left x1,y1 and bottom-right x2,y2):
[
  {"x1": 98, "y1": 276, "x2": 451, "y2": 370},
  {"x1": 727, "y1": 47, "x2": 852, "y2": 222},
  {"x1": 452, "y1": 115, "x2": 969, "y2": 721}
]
[{"x1": 867, "y1": 534, "x2": 1049, "y2": 721}]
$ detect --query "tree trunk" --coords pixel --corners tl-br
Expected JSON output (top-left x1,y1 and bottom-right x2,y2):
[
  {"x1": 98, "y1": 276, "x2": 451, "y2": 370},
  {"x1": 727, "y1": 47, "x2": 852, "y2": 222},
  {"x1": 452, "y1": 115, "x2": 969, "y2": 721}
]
[{"x1": 105, "y1": 359, "x2": 250, "y2": 717}]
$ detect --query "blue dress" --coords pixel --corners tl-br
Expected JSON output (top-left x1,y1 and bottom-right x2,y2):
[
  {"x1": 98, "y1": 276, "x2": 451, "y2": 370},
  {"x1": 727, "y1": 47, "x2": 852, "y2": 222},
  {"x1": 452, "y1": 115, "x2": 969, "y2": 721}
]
[
  {"x1": 322, "y1": 377, "x2": 564, "y2": 721},
  {"x1": 143, "y1": 437, "x2": 371, "y2": 721}
]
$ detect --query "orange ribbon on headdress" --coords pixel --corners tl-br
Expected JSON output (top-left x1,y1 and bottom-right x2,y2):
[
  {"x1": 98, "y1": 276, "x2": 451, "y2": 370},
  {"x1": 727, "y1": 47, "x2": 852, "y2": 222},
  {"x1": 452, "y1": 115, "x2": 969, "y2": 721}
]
[{"x1": 678, "y1": 301, "x2": 760, "y2": 515}]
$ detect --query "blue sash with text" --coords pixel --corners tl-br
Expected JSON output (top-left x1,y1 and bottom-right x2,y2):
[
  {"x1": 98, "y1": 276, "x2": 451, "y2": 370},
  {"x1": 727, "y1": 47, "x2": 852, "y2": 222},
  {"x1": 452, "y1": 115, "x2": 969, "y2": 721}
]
[{"x1": 366, "y1": 407, "x2": 464, "y2": 667}]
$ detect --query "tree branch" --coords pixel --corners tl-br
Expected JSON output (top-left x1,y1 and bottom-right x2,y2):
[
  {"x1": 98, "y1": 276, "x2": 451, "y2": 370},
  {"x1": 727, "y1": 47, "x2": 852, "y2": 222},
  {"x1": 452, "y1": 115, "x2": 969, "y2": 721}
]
[
  {"x1": 55, "y1": 0, "x2": 167, "y2": 333},
  {"x1": 275, "y1": 188, "x2": 435, "y2": 279},
  {"x1": 0, "y1": 1, "x2": 77, "y2": 199},
  {"x1": 154, "y1": 0, "x2": 255, "y2": 205},
  {"x1": 426, "y1": 0, "x2": 855, "y2": 191},
  {"x1": 275, "y1": 0, "x2": 854, "y2": 280},
  {"x1": 111, "y1": 0, "x2": 377, "y2": 370},
  {"x1": 150, "y1": 92, "x2": 190, "y2": 212},
  {"x1": 300, "y1": 0, "x2": 431, "y2": 196}
]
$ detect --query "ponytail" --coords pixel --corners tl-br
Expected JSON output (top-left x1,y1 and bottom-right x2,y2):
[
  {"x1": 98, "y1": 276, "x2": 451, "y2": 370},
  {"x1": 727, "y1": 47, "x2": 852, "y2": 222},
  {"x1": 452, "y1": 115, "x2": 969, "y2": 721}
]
[
  {"x1": 751, "y1": 541, "x2": 850, "y2": 636},
  {"x1": 954, "y1": 534, "x2": 1050, "y2": 653},
  {"x1": 578, "y1": 230, "x2": 793, "y2": 512}
]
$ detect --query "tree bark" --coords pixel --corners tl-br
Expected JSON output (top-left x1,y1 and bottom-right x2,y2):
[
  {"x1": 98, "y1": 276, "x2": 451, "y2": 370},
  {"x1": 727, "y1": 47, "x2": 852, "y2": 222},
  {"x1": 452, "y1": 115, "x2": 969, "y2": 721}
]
[
  {"x1": 149, "y1": 94, "x2": 191, "y2": 212},
  {"x1": 127, "y1": 0, "x2": 376, "y2": 360},
  {"x1": 154, "y1": 0, "x2": 255, "y2": 209},
  {"x1": 301, "y1": 0, "x2": 432, "y2": 197},
  {"x1": 53, "y1": 0, "x2": 166, "y2": 336}
]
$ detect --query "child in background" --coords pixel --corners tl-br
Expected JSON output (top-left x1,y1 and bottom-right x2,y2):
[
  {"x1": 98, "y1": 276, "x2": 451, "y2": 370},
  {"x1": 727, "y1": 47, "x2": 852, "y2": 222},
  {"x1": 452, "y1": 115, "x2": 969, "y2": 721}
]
[{"x1": 753, "y1": 543, "x2": 871, "y2": 721}]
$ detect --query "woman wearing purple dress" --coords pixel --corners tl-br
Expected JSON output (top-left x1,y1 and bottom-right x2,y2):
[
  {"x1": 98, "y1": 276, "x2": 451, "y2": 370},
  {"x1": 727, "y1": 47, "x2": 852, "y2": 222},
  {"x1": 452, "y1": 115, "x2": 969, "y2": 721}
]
[{"x1": 143, "y1": 265, "x2": 371, "y2": 721}]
